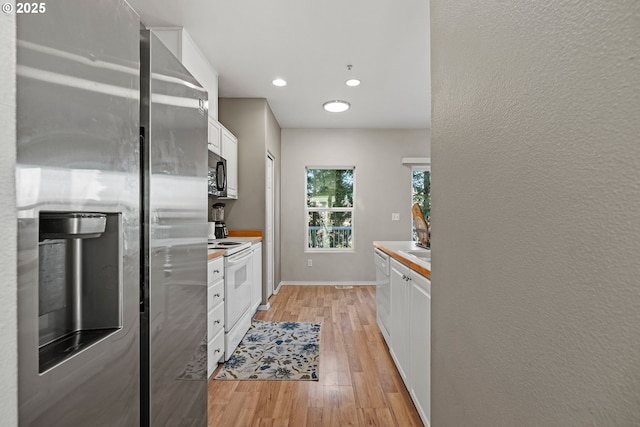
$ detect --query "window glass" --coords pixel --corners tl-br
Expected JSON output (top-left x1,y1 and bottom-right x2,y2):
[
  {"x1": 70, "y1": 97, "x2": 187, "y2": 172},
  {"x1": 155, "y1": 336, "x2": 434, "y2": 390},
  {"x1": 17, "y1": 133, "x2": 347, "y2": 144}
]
[
  {"x1": 412, "y1": 167, "x2": 431, "y2": 241},
  {"x1": 306, "y1": 168, "x2": 355, "y2": 250}
]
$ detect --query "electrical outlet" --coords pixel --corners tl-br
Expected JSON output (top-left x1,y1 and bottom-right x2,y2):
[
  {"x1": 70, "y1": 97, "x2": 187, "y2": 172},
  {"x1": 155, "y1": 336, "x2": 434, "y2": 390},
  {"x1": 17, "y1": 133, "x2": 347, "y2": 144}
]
[
  {"x1": 307, "y1": 259, "x2": 313, "y2": 267},
  {"x1": 392, "y1": 213, "x2": 400, "y2": 221}
]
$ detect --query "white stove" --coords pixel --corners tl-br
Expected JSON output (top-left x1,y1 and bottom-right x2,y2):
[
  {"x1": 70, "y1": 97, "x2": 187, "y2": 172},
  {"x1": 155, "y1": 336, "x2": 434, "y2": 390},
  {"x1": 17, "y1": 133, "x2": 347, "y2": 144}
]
[{"x1": 207, "y1": 239, "x2": 251, "y2": 255}]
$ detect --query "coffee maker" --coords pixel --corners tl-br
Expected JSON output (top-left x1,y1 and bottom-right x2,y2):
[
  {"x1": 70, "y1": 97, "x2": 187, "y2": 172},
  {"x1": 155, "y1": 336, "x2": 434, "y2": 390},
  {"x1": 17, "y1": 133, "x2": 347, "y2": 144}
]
[{"x1": 210, "y1": 203, "x2": 228, "y2": 239}]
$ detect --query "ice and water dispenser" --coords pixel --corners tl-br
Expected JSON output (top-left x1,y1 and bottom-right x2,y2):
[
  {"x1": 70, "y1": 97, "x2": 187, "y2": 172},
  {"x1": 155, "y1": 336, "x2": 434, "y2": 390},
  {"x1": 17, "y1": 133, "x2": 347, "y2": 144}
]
[{"x1": 38, "y1": 212, "x2": 122, "y2": 372}]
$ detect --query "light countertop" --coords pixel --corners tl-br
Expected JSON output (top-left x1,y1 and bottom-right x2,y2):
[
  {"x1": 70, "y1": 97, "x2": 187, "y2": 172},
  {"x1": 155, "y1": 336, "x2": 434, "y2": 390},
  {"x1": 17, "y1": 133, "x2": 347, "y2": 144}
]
[{"x1": 373, "y1": 241, "x2": 431, "y2": 278}]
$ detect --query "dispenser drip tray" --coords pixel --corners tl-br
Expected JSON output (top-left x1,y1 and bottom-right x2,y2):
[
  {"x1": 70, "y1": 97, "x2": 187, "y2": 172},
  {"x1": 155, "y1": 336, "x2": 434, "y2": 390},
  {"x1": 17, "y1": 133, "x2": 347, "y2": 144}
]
[{"x1": 39, "y1": 328, "x2": 119, "y2": 373}]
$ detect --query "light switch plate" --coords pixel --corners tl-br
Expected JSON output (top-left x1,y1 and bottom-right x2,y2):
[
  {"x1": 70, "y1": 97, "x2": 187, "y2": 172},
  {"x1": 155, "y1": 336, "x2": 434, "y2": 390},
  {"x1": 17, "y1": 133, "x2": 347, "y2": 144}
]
[{"x1": 392, "y1": 213, "x2": 400, "y2": 221}]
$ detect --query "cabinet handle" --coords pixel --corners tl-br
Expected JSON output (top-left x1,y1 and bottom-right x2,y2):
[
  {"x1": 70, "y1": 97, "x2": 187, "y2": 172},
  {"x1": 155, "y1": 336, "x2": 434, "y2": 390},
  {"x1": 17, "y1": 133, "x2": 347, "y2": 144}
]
[
  {"x1": 213, "y1": 269, "x2": 220, "y2": 273},
  {"x1": 214, "y1": 320, "x2": 221, "y2": 324},
  {"x1": 214, "y1": 293, "x2": 220, "y2": 298},
  {"x1": 214, "y1": 349, "x2": 220, "y2": 353}
]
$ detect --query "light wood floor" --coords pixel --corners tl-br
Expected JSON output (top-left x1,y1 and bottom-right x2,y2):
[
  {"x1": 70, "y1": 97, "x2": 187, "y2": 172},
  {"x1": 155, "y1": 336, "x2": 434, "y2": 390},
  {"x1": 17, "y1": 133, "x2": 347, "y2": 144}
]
[{"x1": 207, "y1": 285, "x2": 423, "y2": 427}]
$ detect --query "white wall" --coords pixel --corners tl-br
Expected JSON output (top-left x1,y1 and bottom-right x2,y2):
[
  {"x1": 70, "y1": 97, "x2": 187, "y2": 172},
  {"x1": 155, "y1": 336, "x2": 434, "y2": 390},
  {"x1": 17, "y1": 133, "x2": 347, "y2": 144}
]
[
  {"x1": 431, "y1": 0, "x2": 640, "y2": 425},
  {"x1": 281, "y1": 129, "x2": 429, "y2": 282},
  {"x1": 0, "y1": 6, "x2": 18, "y2": 424}
]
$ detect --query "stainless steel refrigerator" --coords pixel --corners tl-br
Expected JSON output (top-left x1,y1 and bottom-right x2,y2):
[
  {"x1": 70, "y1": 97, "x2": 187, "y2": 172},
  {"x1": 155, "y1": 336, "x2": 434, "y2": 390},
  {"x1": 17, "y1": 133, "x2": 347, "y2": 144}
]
[{"x1": 16, "y1": 1, "x2": 208, "y2": 425}]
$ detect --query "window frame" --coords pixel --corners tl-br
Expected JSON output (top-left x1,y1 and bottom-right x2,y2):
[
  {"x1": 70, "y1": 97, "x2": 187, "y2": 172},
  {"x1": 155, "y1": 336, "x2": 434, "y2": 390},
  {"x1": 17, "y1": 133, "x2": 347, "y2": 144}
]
[{"x1": 304, "y1": 166, "x2": 356, "y2": 253}]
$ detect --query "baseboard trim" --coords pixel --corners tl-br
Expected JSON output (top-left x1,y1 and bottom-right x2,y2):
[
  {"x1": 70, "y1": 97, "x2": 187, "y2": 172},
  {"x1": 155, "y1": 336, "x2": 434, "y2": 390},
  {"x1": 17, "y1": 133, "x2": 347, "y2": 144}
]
[{"x1": 277, "y1": 281, "x2": 375, "y2": 287}]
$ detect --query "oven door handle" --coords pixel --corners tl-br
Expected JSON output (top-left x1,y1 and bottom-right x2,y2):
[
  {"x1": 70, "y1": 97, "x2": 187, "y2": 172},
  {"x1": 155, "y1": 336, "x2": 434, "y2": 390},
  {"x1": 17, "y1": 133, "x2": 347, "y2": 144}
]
[{"x1": 227, "y1": 250, "x2": 252, "y2": 266}]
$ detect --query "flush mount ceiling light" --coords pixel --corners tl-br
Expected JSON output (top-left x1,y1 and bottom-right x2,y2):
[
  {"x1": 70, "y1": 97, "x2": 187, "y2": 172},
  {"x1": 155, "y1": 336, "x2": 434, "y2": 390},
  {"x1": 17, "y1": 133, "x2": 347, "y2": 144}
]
[
  {"x1": 272, "y1": 78, "x2": 287, "y2": 87},
  {"x1": 345, "y1": 64, "x2": 360, "y2": 87},
  {"x1": 323, "y1": 100, "x2": 350, "y2": 113}
]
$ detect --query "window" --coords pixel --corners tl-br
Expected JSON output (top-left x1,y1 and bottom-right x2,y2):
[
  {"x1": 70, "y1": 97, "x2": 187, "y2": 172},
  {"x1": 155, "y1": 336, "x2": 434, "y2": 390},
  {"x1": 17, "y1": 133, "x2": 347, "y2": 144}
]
[
  {"x1": 306, "y1": 167, "x2": 354, "y2": 251},
  {"x1": 412, "y1": 165, "x2": 431, "y2": 241}
]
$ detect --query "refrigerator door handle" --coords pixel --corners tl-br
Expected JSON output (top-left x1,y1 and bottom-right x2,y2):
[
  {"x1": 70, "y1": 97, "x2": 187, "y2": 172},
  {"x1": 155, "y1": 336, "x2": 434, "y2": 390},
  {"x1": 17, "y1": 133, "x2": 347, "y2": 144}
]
[{"x1": 139, "y1": 127, "x2": 146, "y2": 313}]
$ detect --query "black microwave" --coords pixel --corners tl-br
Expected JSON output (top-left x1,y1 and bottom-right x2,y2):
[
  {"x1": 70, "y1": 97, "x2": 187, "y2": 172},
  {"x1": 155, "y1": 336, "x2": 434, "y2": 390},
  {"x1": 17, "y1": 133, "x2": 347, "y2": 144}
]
[{"x1": 207, "y1": 151, "x2": 227, "y2": 197}]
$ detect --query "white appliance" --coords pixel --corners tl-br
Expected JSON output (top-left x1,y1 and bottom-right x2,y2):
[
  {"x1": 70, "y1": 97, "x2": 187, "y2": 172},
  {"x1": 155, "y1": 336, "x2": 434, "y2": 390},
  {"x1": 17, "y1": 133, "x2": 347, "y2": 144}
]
[
  {"x1": 208, "y1": 239, "x2": 253, "y2": 359},
  {"x1": 375, "y1": 249, "x2": 391, "y2": 345}
]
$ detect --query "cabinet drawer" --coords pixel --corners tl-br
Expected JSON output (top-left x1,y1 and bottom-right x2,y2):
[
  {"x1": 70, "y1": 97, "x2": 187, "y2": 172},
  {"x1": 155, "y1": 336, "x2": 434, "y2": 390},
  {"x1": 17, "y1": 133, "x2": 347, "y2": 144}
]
[
  {"x1": 207, "y1": 257, "x2": 224, "y2": 284},
  {"x1": 208, "y1": 280, "x2": 224, "y2": 312},
  {"x1": 207, "y1": 328, "x2": 224, "y2": 378},
  {"x1": 208, "y1": 302, "x2": 224, "y2": 342}
]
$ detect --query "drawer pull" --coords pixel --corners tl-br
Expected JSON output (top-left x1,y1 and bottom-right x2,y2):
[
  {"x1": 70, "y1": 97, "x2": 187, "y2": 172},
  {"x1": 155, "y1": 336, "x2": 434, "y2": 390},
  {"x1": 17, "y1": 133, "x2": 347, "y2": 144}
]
[
  {"x1": 214, "y1": 349, "x2": 220, "y2": 353},
  {"x1": 214, "y1": 293, "x2": 221, "y2": 298},
  {"x1": 214, "y1": 320, "x2": 221, "y2": 324},
  {"x1": 213, "y1": 269, "x2": 220, "y2": 273}
]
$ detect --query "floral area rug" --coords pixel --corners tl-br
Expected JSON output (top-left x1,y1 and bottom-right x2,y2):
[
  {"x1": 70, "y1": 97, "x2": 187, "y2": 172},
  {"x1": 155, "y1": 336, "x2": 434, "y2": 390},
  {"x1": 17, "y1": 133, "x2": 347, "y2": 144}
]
[{"x1": 215, "y1": 320, "x2": 320, "y2": 380}]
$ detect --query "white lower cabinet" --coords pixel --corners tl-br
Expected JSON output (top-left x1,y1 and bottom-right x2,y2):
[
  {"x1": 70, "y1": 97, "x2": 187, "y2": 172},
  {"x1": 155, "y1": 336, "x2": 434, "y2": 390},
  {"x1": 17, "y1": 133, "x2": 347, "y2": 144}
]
[
  {"x1": 409, "y1": 269, "x2": 431, "y2": 426},
  {"x1": 390, "y1": 260, "x2": 410, "y2": 381},
  {"x1": 251, "y1": 242, "x2": 262, "y2": 313},
  {"x1": 207, "y1": 256, "x2": 225, "y2": 378},
  {"x1": 389, "y1": 258, "x2": 431, "y2": 427}
]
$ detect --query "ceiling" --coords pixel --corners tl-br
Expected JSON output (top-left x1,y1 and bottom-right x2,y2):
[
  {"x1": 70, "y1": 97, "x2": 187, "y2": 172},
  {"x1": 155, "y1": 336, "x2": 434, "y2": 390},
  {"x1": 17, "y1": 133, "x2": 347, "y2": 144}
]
[{"x1": 127, "y1": 0, "x2": 430, "y2": 129}]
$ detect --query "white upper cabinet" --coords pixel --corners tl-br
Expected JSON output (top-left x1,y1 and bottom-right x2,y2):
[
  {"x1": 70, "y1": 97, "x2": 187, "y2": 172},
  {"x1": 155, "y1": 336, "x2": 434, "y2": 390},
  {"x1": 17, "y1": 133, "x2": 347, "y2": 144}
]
[
  {"x1": 208, "y1": 117, "x2": 221, "y2": 155},
  {"x1": 221, "y1": 126, "x2": 238, "y2": 199}
]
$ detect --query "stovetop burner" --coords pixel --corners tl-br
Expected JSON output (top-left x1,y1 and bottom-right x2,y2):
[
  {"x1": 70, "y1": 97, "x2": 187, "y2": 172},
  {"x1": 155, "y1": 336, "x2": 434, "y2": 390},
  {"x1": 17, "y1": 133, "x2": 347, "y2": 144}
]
[
  {"x1": 207, "y1": 239, "x2": 252, "y2": 255},
  {"x1": 211, "y1": 241, "x2": 242, "y2": 246}
]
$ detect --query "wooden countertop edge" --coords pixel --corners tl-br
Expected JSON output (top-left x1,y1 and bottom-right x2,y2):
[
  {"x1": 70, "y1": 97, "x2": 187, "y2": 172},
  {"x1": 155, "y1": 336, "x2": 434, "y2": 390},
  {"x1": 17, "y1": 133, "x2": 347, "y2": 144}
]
[
  {"x1": 207, "y1": 250, "x2": 225, "y2": 261},
  {"x1": 228, "y1": 230, "x2": 263, "y2": 238},
  {"x1": 373, "y1": 242, "x2": 431, "y2": 279}
]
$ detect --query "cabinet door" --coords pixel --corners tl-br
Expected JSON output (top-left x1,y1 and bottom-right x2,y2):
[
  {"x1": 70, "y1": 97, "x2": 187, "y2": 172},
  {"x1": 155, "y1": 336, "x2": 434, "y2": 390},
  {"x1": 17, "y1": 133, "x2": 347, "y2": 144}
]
[
  {"x1": 221, "y1": 127, "x2": 238, "y2": 199},
  {"x1": 208, "y1": 117, "x2": 221, "y2": 155},
  {"x1": 390, "y1": 259, "x2": 410, "y2": 382},
  {"x1": 252, "y1": 243, "x2": 262, "y2": 312},
  {"x1": 410, "y1": 272, "x2": 431, "y2": 426}
]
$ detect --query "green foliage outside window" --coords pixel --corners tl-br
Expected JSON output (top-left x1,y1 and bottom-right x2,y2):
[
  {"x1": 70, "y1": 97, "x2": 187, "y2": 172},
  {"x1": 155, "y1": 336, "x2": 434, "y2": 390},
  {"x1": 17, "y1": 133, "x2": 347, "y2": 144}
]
[
  {"x1": 412, "y1": 169, "x2": 430, "y2": 219},
  {"x1": 412, "y1": 168, "x2": 430, "y2": 241},
  {"x1": 306, "y1": 168, "x2": 354, "y2": 249}
]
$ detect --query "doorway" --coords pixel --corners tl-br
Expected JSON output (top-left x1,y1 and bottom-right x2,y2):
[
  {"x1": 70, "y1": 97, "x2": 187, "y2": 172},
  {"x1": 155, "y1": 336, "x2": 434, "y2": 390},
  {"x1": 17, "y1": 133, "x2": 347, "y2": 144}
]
[{"x1": 265, "y1": 154, "x2": 275, "y2": 299}]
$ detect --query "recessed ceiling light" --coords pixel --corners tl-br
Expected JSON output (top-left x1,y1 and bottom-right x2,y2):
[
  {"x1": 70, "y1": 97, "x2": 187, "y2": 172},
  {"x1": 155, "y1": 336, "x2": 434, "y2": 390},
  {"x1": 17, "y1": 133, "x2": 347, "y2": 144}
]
[
  {"x1": 345, "y1": 78, "x2": 361, "y2": 87},
  {"x1": 272, "y1": 78, "x2": 287, "y2": 87},
  {"x1": 323, "y1": 100, "x2": 351, "y2": 113}
]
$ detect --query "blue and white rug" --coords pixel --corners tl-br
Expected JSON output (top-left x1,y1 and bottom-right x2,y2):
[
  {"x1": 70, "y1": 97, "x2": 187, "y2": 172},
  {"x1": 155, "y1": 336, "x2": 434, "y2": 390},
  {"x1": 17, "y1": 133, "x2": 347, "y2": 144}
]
[{"x1": 215, "y1": 320, "x2": 320, "y2": 380}]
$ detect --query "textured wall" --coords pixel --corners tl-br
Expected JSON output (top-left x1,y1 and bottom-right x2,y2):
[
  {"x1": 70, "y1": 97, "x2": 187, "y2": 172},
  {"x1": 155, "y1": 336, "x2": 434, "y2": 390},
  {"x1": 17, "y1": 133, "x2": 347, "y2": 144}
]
[
  {"x1": 281, "y1": 129, "x2": 429, "y2": 282},
  {"x1": 0, "y1": 5, "x2": 18, "y2": 424},
  {"x1": 430, "y1": 1, "x2": 640, "y2": 425}
]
